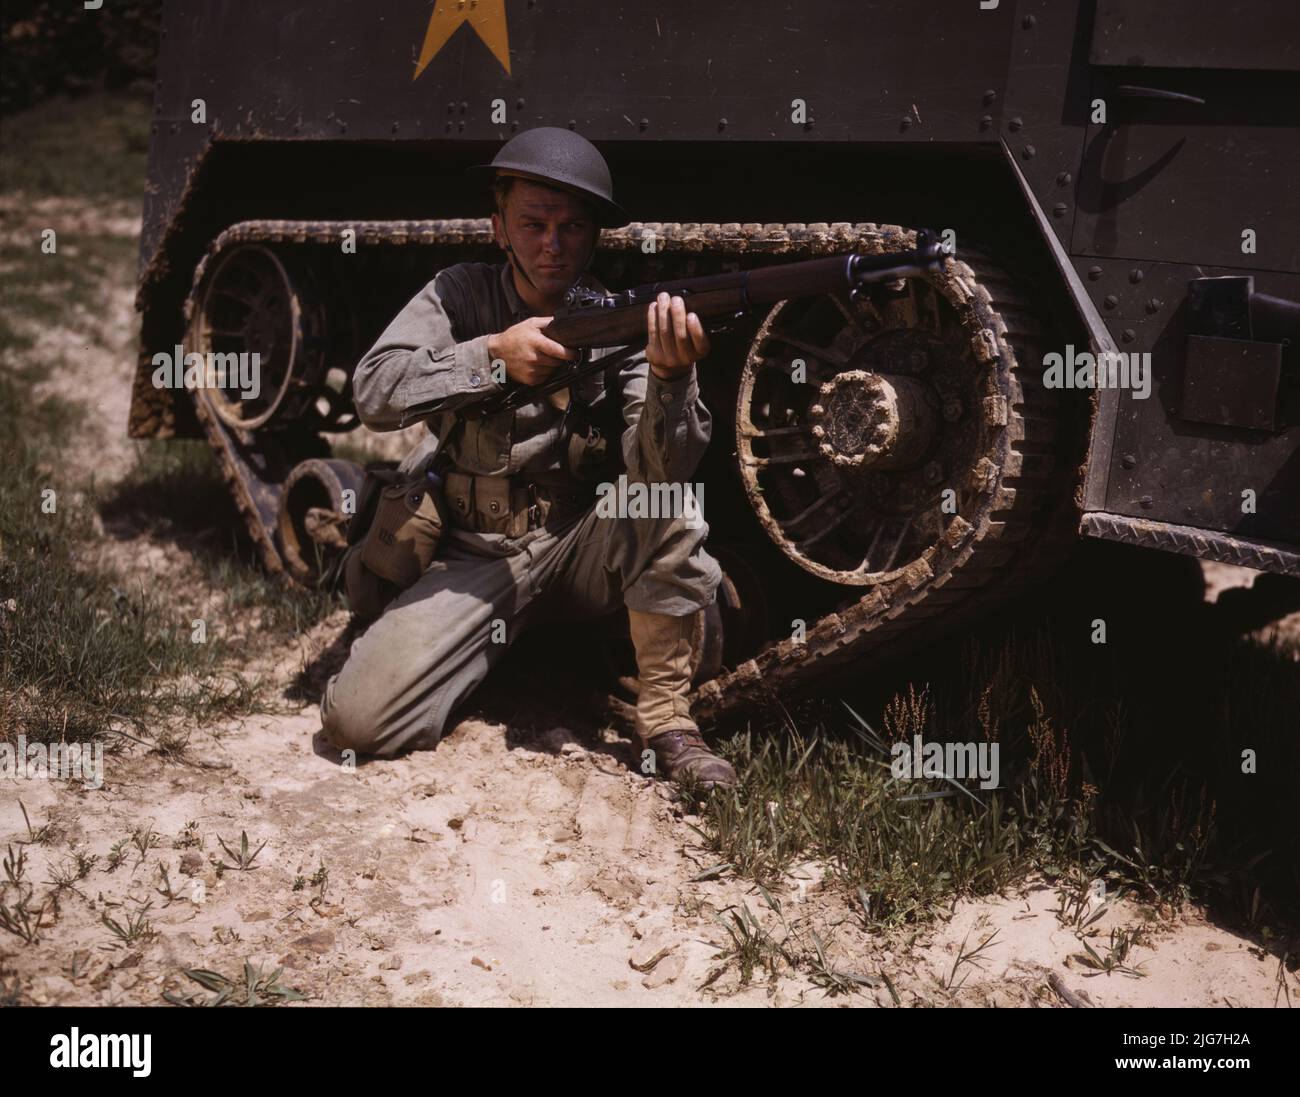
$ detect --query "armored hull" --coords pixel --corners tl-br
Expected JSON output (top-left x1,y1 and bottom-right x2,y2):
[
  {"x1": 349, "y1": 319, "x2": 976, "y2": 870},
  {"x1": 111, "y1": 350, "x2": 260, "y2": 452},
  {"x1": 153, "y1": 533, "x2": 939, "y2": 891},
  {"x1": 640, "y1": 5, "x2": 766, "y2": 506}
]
[{"x1": 132, "y1": 0, "x2": 1300, "y2": 718}]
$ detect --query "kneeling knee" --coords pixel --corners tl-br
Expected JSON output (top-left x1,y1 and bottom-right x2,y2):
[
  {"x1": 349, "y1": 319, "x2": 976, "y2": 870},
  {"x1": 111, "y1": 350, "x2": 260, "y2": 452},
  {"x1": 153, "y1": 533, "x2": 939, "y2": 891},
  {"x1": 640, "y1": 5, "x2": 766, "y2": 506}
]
[{"x1": 319, "y1": 676, "x2": 385, "y2": 756}]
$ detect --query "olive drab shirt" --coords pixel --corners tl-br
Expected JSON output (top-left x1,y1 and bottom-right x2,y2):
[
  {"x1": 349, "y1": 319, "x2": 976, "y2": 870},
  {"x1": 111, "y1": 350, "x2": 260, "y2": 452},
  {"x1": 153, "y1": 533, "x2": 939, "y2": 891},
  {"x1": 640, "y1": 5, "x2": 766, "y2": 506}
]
[{"x1": 351, "y1": 261, "x2": 712, "y2": 503}]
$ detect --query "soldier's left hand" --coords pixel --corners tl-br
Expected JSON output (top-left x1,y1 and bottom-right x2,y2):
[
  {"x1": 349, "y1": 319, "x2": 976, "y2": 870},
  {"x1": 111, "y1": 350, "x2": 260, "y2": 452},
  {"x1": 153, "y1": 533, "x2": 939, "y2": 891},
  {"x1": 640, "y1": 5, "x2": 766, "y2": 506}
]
[{"x1": 646, "y1": 292, "x2": 710, "y2": 380}]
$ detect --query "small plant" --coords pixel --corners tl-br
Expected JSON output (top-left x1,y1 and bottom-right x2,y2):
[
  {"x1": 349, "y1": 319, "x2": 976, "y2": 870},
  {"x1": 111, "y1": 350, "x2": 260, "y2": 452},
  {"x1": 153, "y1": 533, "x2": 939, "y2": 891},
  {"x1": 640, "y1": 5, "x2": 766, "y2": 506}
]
[
  {"x1": 131, "y1": 823, "x2": 162, "y2": 865},
  {"x1": 2, "y1": 844, "x2": 27, "y2": 889},
  {"x1": 154, "y1": 861, "x2": 182, "y2": 905},
  {"x1": 0, "y1": 895, "x2": 47, "y2": 945},
  {"x1": 1074, "y1": 925, "x2": 1149, "y2": 978},
  {"x1": 307, "y1": 861, "x2": 329, "y2": 904},
  {"x1": 217, "y1": 831, "x2": 267, "y2": 871},
  {"x1": 1, "y1": 849, "x2": 50, "y2": 945},
  {"x1": 163, "y1": 961, "x2": 308, "y2": 1007},
  {"x1": 149, "y1": 726, "x2": 192, "y2": 761},
  {"x1": 173, "y1": 821, "x2": 201, "y2": 849},
  {"x1": 17, "y1": 801, "x2": 51, "y2": 845},
  {"x1": 101, "y1": 902, "x2": 157, "y2": 947},
  {"x1": 939, "y1": 928, "x2": 1001, "y2": 992},
  {"x1": 805, "y1": 927, "x2": 880, "y2": 997},
  {"x1": 1056, "y1": 872, "x2": 1111, "y2": 932},
  {"x1": 105, "y1": 836, "x2": 130, "y2": 872},
  {"x1": 46, "y1": 850, "x2": 97, "y2": 894},
  {"x1": 701, "y1": 901, "x2": 794, "y2": 992}
]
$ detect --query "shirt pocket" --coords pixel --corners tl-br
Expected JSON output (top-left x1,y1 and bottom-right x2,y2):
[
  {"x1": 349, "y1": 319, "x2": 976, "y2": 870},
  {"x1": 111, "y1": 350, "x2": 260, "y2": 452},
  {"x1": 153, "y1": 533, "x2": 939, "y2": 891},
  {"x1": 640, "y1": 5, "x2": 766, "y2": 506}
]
[{"x1": 457, "y1": 409, "x2": 514, "y2": 475}]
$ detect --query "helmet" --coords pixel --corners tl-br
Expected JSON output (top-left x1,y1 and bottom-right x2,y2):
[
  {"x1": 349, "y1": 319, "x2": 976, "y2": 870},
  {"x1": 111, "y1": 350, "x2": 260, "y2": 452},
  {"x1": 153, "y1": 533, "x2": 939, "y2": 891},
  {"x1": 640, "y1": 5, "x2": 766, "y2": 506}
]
[{"x1": 467, "y1": 126, "x2": 629, "y2": 228}]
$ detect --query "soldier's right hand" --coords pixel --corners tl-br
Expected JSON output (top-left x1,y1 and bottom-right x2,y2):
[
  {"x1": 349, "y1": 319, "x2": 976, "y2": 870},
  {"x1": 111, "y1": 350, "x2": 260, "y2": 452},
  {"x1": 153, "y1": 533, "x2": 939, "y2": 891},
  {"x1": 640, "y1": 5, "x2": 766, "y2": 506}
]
[{"x1": 487, "y1": 318, "x2": 576, "y2": 387}]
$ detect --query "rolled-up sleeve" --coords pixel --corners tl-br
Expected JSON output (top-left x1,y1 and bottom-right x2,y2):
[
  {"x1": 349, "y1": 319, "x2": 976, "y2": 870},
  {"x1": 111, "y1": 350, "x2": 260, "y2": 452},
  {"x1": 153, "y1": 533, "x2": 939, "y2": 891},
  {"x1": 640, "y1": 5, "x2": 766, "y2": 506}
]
[
  {"x1": 351, "y1": 270, "x2": 505, "y2": 430},
  {"x1": 617, "y1": 355, "x2": 712, "y2": 485}
]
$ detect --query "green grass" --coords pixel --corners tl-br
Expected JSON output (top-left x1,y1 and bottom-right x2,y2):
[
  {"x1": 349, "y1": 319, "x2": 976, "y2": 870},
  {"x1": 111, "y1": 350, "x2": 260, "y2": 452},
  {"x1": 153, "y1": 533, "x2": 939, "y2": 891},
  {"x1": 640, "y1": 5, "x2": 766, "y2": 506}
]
[
  {"x1": 699, "y1": 594, "x2": 1300, "y2": 940},
  {"x1": 98, "y1": 439, "x2": 342, "y2": 633},
  {"x1": 0, "y1": 89, "x2": 340, "y2": 747},
  {"x1": 0, "y1": 91, "x2": 151, "y2": 201},
  {"x1": 0, "y1": 372, "x2": 260, "y2": 741},
  {"x1": 0, "y1": 372, "x2": 342, "y2": 745}
]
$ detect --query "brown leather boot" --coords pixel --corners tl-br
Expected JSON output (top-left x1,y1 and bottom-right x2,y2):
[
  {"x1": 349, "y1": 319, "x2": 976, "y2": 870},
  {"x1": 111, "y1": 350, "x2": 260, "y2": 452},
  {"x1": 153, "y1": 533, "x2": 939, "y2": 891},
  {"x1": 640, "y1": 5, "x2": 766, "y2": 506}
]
[{"x1": 627, "y1": 608, "x2": 737, "y2": 791}]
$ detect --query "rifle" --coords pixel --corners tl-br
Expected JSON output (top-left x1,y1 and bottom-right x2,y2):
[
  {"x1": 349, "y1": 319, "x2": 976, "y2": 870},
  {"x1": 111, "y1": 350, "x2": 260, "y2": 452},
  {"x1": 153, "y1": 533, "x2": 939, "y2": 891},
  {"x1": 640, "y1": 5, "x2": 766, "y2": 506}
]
[{"x1": 401, "y1": 231, "x2": 946, "y2": 423}]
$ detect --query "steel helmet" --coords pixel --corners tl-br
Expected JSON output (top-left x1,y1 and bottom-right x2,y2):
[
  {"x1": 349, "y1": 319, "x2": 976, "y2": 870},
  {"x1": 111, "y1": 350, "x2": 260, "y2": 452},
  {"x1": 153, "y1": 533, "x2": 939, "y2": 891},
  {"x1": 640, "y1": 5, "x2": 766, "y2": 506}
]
[{"x1": 467, "y1": 126, "x2": 629, "y2": 228}]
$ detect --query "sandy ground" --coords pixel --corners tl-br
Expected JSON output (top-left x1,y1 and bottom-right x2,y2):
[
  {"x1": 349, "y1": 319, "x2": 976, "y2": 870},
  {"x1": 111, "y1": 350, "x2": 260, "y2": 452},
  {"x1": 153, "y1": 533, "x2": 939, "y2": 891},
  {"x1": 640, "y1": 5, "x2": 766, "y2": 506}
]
[
  {"x1": 1, "y1": 194, "x2": 1295, "y2": 1008},
  {"x1": 3, "y1": 676, "x2": 1289, "y2": 1007}
]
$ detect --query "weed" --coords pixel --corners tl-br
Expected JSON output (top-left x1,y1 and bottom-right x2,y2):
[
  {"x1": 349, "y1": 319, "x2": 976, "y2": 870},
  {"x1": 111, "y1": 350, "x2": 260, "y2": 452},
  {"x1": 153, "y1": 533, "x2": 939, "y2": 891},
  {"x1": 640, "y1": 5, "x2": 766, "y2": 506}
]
[
  {"x1": 1073, "y1": 925, "x2": 1149, "y2": 978},
  {"x1": 217, "y1": 831, "x2": 267, "y2": 871},
  {"x1": 163, "y1": 961, "x2": 308, "y2": 1007},
  {"x1": 101, "y1": 902, "x2": 157, "y2": 948},
  {"x1": 17, "y1": 801, "x2": 51, "y2": 845},
  {"x1": 939, "y1": 928, "x2": 1001, "y2": 992},
  {"x1": 131, "y1": 823, "x2": 162, "y2": 865}
]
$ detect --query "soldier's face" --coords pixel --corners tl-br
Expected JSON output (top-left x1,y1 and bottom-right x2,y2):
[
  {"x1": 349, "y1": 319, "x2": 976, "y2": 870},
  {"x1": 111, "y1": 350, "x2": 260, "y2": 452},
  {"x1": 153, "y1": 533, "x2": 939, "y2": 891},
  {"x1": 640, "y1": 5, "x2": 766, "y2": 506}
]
[{"x1": 493, "y1": 180, "x2": 598, "y2": 299}]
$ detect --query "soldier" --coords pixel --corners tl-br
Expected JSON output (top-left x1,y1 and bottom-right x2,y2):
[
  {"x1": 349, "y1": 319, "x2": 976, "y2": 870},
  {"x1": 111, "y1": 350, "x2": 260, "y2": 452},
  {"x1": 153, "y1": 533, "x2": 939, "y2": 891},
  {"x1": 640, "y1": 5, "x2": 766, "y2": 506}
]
[{"x1": 320, "y1": 126, "x2": 737, "y2": 790}]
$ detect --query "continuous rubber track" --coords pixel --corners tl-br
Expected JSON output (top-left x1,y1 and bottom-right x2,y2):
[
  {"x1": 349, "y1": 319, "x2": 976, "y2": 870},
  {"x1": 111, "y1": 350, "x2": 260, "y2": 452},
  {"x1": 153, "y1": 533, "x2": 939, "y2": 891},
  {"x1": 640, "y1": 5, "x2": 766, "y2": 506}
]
[{"x1": 181, "y1": 219, "x2": 1079, "y2": 722}]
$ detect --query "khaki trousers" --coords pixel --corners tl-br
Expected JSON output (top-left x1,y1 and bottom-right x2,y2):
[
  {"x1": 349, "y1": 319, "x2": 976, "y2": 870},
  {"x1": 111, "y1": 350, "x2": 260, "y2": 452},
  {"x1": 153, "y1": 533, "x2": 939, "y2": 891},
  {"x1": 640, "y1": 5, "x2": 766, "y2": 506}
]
[{"x1": 320, "y1": 504, "x2": 720, "y2": 757}]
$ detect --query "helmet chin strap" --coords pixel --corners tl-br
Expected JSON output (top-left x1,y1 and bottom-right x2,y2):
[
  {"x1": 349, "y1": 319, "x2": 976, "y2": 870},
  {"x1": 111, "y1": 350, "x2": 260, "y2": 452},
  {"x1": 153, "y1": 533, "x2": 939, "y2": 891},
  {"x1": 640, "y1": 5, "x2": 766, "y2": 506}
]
[
  {"x1": 498, "y1": 202, "x2": 598, "y2": 299},
  {"x1": 499, "y1": 215, "x2": 539, "y2": 293}
]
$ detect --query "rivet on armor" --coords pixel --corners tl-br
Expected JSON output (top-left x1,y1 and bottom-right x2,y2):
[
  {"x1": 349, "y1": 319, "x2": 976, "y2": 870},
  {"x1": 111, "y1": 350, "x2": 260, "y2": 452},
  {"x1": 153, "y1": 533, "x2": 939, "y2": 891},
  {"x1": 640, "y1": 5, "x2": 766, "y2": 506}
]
[
  {"x1": 1121, "y1": 454, "x2": 1137, "y2": 469},
  {"x1": 1103, "y1": 294, "x2": 1118, "y2": 308}
]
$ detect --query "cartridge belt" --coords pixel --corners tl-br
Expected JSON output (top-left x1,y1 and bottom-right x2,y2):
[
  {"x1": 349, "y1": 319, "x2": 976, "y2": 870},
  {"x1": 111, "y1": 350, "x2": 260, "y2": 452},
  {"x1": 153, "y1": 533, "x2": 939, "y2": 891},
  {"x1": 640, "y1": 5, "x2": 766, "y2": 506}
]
[{"x1": 442, "y1": 472, "x2": 596, "y2": 536}]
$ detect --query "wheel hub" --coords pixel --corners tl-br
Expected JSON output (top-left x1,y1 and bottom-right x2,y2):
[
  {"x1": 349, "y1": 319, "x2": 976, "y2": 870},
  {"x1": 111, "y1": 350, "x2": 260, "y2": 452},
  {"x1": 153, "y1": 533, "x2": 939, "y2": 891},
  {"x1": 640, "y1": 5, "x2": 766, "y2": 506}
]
[{"x1": 809, "y1": 370, "x2": 937, "y2": 470}]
